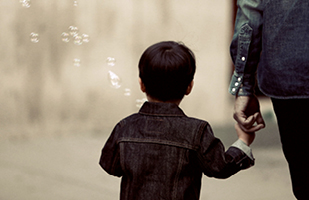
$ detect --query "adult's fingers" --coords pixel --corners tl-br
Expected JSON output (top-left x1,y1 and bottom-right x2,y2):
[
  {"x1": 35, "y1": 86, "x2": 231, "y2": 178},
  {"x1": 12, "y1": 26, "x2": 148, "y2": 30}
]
[
  {"x1": 255, "y1": 112, "x2": 266, "y2": 129},
  {"x1": 235, "y1": 112, "x2": 265, "y2": 133},
  {"x1": 233, "y1": 111, "x2": 255, "y2": 129}
]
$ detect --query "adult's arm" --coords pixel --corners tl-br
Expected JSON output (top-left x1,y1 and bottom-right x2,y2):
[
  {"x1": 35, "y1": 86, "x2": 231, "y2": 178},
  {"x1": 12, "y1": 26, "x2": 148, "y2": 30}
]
[{"x1": 229, "y1": 0, "x2": 265, "y2": 132}]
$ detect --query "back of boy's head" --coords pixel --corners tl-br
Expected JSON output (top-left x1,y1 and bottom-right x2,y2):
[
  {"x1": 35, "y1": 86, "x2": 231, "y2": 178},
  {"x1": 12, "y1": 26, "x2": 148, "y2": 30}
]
[{"x1": 138, "y1": 41, "x2": 196, "y2": 102}]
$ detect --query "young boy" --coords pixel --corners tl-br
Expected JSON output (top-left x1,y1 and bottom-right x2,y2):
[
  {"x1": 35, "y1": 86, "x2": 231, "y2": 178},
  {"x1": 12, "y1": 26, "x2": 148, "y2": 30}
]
[{"x1": 99, "y1": 41, "x2": 255, "y2": 200}]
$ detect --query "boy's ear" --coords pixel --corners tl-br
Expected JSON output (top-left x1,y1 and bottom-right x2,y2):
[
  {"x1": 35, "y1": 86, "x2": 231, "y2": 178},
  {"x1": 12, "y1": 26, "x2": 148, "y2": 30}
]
[
  {"x1": 185, "y1": 80, "x2": 194, "y2": 95},
  {"x1": 139, "y1": 78, "x2": 146, "y2": 93}
]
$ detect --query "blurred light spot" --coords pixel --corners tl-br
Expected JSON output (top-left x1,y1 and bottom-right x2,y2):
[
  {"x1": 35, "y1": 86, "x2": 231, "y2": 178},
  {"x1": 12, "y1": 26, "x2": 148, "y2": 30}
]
[
  {"x1": 108, "y1": 70, "x2": 121, "y2": 89},
  {"x1": 73, "y1": 58, "x2": 81, "y2": 67},
  {"x1": 73, "y1": 35, "x2": 83, "y2": 45},
  {"x1": 30, "y1": 32, "x2": 39, "y2": 43},
  {"x1": 106, "y1": 57, "x2": 116, "y2": 67},
  {"x1": 82, "y1": 34, "x2": 90, "y2": 43},
  {"x1": 68, "y1": 26, "x2": 79, "y2": 36},
  {"x1": 61, "y1": 32, "x2": 70, "y2": 43},
  {"x1": 20, "y1": 0, "x2": 31, "y2": 8},
  {"x1": 136, "y1": 98, "x2": 147, "y2": 108},
  {"x1": 124, "y1": 88, "x2": 131, "y2": 96}
]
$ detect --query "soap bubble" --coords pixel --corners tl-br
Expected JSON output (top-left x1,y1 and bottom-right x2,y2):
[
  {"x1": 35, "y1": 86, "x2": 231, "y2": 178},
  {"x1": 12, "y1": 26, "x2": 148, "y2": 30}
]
[
  {"x1": 68, "y1": 26, "x2": 79, "y2": 36},
  {"x1": 108, "y1": 70, "x2": 121, "y2": 89},
  {"x1": 73, "y1": 1, "x2": 78, "y2": 6},
  {"x1": 106, "y1": 57, "x2": 116, "y2": 67},
  {"x1": 30, "y1": 32, "x2": 39, "y2": 43},
  {"x1": 124, "y1": 88, "x2": 131, "y2": 96},
  {"x1": 73, "y1": 58, "x2": 81, "y2": 67},
  {"x1": 73, "y1": 34, "x2": 83, "y2": 45},
  {"x1": 20, "y1": 0, "x2": 31, "y2": 8},
  {"x1": 136, "y1": 98, "x2": 147, "y2": 108},
  {"x1": 82, "y1": 34, "x2": 90, "y2": 43},
  {"x1": 61, "y1": 32, "x2": 70, "y2": 43}
]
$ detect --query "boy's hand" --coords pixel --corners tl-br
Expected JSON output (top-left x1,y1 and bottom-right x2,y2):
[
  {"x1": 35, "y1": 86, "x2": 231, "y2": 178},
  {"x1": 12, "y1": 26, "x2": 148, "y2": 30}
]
[{"x1": 235, "y1": 123, "x2": 255, "y2": 146}]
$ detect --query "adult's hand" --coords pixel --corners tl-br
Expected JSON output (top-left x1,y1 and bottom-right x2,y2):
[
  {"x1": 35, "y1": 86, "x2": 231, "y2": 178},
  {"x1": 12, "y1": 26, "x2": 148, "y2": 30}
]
[{"x1": 234, "y1": 95, "x2": 265, "y2": 132}]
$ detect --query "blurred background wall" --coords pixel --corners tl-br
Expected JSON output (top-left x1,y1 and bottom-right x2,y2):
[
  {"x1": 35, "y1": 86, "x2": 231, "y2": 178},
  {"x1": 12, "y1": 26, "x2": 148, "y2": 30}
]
[{"x1": 0, "y1": 0, "x2": 239, "y2": 139}]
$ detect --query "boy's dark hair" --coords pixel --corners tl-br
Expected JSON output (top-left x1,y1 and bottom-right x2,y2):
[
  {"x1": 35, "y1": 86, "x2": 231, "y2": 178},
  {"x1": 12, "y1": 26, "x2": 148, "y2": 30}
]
[{"x1": 138, "y1": 41, "x2": 196, "y2": 102}]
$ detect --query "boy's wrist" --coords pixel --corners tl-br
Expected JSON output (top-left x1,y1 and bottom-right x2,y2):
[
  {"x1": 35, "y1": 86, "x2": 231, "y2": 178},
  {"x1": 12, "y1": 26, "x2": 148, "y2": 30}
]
[
  {"x1": 239, "y1": 138, "x2": 250, "y2": 146},
  {"x1": 231, "y1": 139, "x2": 254, "y2": 160},
  {"x1": 234, "y1": 123, "x2": 255, "y2": 146}
]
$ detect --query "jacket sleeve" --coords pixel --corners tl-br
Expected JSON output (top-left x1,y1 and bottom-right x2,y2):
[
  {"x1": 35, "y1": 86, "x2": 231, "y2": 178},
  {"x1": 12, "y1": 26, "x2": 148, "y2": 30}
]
[
  {"x1": 197, "y1": 123, "x2": 254, "y2": 179},
  {"x1": 99, "y1": 123, "x2": 123, "y2": 177},
  {"x1": 229, "y1": 0, "x2": 264, "y2": 96}
]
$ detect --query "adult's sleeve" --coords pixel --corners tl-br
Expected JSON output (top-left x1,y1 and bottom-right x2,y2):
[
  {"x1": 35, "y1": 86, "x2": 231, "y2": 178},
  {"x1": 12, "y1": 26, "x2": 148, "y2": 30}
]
[{"x1": 229, "y1": 0, "x2": 264, "y2": 96}]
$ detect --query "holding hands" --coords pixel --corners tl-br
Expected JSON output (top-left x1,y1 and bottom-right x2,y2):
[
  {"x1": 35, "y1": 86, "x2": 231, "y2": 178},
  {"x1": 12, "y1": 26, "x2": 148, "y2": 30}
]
[
  {"x1": 234, "y1": 95, "x2": 266, "y2": 146},
  {"x1": 234, "y1": 95, "x2": 265, "y2": 132}
]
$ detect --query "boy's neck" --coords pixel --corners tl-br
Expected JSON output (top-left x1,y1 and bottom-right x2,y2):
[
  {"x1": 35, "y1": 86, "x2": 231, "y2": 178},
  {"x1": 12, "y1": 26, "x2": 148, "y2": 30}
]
[{"x1": 146, "y1": 95, "x2": 182, "y2": 106}]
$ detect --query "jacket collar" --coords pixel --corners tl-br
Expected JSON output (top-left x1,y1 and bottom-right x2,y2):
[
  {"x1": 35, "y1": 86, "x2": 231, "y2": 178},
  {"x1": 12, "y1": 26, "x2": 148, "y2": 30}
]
[{"x1": 139, "y1": 102, "x2": 186, "y2": 117}]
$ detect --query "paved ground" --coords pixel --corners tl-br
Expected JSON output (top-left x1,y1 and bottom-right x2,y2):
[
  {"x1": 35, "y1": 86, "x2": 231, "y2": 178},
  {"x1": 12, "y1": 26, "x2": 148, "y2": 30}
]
[{"x1": 0, "y1": 122, "x2": 296, "y2": 200}]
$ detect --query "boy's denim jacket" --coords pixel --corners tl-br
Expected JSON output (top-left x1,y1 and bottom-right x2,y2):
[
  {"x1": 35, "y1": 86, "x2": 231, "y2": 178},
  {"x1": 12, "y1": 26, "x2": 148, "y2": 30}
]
[
  {"x1": 100, "y1": 102, "x2": 254, "y2": 200},
  {"x1": 229, "y1": 0, "x2": 309, "y2": 98}
]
